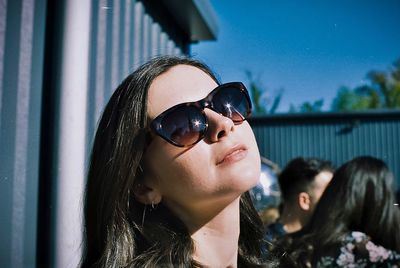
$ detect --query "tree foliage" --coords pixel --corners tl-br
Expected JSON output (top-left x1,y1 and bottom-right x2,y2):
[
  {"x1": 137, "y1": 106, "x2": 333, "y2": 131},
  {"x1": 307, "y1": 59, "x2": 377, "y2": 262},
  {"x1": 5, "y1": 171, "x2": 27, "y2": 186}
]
[
  {"x1": 289, "y1": 99, "x2": 324, "y2": 113},
  {"x1": 331, "y1": 58, "x2": 400, "y2": 111},
  {"x1": 245, "y1": 70, "x2": 283, "y2": 115}
]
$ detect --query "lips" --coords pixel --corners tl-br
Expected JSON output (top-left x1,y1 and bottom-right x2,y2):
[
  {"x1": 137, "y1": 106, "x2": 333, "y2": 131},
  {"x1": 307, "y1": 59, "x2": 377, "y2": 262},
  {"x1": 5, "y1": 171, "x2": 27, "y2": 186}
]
[{"x1": 216, "y1": 144, "x2": 248, "y2": 165}]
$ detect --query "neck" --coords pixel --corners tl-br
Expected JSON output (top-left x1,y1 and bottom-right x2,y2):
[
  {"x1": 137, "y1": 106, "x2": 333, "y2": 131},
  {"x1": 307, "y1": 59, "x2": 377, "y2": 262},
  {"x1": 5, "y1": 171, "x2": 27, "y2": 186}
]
[
  {"x1": 279, "y1": 205, "x2": 304, "y2": 233},
  {"x1": 189, "y1": 197, "x2": 241, "y2": 268}
]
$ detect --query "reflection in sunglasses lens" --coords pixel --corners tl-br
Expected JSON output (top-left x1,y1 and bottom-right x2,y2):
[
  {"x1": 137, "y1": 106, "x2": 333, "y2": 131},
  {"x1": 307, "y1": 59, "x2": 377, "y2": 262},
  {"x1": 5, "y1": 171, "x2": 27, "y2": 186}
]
[
  {"x1": 162, "y1": 105, "x2": 206, "y2": 146},
  {"x1": 213, "y1": 87, "x2": 249, "y2": 122}
]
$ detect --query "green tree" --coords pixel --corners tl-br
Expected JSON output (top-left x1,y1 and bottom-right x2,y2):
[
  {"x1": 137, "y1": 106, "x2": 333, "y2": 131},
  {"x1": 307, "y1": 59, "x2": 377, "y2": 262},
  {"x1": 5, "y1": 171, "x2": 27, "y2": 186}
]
[
  {"x1": 290, "y1": 99, "x2": 324, "y2": 113},
  {"x1": 331, "y1": 58, "x2": 400, "y2": 111},
  {"x1": 331, "y1": 86, "x2": 372, "y2": 111},
  {"x1": 245, "y1": 70, "x2": 283, "y2": 115}
]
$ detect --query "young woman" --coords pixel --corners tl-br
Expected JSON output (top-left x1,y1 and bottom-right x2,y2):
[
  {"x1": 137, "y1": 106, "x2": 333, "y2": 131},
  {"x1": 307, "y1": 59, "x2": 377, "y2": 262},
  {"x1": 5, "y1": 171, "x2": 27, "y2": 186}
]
[
  {"x1": 81, "y1": 56, "x2": 267, "y2": 267},
  {"x1": 276, "y1": 156, "x2": 400, "y2": 267}
]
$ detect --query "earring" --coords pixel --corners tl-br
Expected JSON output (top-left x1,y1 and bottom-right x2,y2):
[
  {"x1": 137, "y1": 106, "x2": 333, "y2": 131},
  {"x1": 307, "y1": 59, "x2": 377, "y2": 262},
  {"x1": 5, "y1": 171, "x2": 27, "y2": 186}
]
[
  {"x1": 141, "y1": 204, "x2": 147, "y2": 228},
  {"x1": 127, "y1": 189, "x2": 130, "y2": 210},
  {"x1": 138, "y1": 165, "x2": 144, "y2": 173}
]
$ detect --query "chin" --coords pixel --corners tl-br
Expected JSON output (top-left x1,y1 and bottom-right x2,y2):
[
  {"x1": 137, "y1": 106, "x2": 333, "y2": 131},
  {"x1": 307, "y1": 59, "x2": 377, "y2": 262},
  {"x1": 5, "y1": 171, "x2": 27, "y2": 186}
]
[
  {"x1": 248, "y1": 158, "x2": 261, "y2": 188},
  {"x1": 224, "y1": 160, "x2": 261, "y2": 193},
  {"x1": 217, "y1": 145, "x2": 261, "y2": 190},
  {"x1": 242, "y1": 166, "x2": 261, "y2": 190}
]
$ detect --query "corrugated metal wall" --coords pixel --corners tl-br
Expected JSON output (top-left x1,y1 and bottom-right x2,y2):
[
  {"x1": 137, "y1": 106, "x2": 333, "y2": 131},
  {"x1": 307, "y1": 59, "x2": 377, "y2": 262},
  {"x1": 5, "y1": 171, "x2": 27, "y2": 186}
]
[
  {"x1": 86, "y1": 0, "x2": 187, "y2": 143},
  {"x1": 41, "y1": 1, "x2": 191, "y2": 267},
  {"x1": 0, "y1": 0, "x2": 47, "y2": 267},
  {"x1": 0, "y1": 0, "x2": 195, "y2": 267},
  {"x1": 249, "y1": 112, "x2": 400, "y2": 189}
]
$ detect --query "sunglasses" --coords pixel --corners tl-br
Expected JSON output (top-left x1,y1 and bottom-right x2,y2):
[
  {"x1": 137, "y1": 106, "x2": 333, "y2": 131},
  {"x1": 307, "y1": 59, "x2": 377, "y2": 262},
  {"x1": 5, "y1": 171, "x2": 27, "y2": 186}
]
[{"x1": 149, "y1": 82, "x2": 252, "y2": 147}]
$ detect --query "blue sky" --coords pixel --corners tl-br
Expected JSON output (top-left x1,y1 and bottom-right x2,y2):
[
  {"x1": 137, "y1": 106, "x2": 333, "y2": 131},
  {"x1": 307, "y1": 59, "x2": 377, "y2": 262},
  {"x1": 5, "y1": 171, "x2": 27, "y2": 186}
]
[{"x1": 191, "y1": 0, "x2": 400, "y2": 113}]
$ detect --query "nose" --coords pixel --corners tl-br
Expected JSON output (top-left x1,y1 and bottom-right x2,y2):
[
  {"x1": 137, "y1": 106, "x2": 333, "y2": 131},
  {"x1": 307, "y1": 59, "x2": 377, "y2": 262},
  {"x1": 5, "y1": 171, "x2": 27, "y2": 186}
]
[{"x1": 204, "y1": 108, "x2": 234, "y2": 143}]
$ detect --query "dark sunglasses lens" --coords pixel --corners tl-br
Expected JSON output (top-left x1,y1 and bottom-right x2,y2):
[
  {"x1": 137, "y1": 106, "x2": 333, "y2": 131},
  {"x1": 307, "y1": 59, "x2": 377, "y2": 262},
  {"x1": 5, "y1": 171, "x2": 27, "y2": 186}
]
[
  {"x1": 213, "y1": 86, "x2": 251, "y2": 122},
  {"x1": 160, "y1": 105, "x2": 207, "y2": 146}
]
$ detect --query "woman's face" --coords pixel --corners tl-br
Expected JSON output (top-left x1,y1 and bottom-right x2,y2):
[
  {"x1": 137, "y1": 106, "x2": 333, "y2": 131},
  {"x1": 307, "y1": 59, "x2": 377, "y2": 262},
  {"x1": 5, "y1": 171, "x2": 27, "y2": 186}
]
[{"x1": 141, "y1": 64, "x2": 260, "y2": 219}]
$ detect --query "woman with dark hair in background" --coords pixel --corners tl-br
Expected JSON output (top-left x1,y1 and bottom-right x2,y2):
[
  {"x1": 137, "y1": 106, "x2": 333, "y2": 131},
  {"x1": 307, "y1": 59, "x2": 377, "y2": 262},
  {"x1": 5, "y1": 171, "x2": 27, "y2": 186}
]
[
  {"x1": 81, "y1": 56, "x2": 268, "y2": 267},
  {"x1": 277, "y1": 156, "x2": 400, "y2": 267}
]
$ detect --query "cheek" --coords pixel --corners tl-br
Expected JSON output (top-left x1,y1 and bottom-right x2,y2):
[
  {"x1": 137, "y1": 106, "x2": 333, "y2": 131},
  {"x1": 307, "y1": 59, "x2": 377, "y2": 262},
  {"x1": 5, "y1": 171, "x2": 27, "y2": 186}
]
[
  {"x1": 144, "y1": 144, "x2": 215, "y2": 194},
  {"x1": 238, "y1": 124, "x2": 261, "y2": 186},
  {"x1": 234, "y1": 145, "x2": 261, "y2": 190},
  {"x1": 242, "y1": 121, "x2": 261, "y2": 158}
]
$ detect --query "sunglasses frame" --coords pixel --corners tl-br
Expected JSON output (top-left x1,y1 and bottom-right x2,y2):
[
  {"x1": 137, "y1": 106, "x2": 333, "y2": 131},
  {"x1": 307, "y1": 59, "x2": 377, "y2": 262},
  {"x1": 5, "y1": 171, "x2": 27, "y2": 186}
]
[{"x1": 149, "y1": 82, "x2": 252, "y2": 147}]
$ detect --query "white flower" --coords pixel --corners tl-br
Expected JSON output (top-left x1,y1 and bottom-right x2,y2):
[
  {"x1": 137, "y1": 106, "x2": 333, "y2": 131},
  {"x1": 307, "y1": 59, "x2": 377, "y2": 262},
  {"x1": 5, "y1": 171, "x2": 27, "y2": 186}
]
[
  {"x1": 345, "y1": 242, "x2": 355, "y2": 251},
  {"x1": 351, "y1": 231, "x2": 366, "y2": 243}
]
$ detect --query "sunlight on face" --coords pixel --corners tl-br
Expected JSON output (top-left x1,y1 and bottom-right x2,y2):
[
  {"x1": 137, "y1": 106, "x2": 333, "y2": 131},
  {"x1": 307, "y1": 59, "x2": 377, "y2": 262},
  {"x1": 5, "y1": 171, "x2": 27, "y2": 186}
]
[{"x1": 142, "y1": 64, "x2": 261, "y2": 219}]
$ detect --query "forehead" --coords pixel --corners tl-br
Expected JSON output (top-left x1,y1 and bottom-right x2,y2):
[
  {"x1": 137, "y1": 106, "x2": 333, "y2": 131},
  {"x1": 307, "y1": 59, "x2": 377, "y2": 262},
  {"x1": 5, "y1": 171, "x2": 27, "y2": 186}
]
[{"x1": 147, "y1": 65, "x2": 218, "y2": 119}]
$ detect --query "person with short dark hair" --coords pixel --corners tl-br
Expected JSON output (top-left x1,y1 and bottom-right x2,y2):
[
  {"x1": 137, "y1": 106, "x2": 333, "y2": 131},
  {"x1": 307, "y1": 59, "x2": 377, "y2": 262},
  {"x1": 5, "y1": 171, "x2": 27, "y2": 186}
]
[
  {"x1": 265, "y1": 157, "x2": 334, "y2": 241},
  {"x1": 279, "y1": 156, "x2": 400, "y2": 267}
]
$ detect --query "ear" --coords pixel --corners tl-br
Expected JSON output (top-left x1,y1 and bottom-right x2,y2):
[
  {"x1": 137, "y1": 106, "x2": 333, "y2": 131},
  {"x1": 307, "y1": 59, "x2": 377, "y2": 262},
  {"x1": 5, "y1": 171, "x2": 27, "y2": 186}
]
[
  {"x1": 133, "y1": 181, "x2": 162, "y2": 205},
  {"x1": 298, "y1": 192, "x2": 311, "y2": 211}
]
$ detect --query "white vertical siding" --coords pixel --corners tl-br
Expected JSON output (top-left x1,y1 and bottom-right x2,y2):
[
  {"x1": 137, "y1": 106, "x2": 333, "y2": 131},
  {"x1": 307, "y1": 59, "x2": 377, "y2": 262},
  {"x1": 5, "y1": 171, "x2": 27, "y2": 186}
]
[
  {"x1": 0, "y1": 0, "x2": 46, "y2": 267},
  {"x1": 53, "y1": 0, "x2": 91, "y2": 267}
]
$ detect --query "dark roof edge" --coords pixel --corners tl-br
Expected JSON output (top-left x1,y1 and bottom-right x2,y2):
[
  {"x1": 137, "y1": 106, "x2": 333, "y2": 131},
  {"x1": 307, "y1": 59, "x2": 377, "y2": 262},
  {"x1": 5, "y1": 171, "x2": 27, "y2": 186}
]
[
  {"x1": 192, "y1": 0, "x2": 219, "y2": 40},
  {"x1": 160, "y1": 0, "x2": 219, "y2": 41},
  {"x1": 249, "y1": 110, "x2": 400, "y2": 123}
]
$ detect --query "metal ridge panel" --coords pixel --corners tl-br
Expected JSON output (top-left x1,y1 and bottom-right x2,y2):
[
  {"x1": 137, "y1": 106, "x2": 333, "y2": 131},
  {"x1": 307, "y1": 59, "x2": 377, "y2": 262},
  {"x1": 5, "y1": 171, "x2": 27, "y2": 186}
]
[
  {"x1": 249, "y1": 110, "x2": 400, "y2": 124},
  {"x1": 159, "y1": 0, "x2": 219, "y2": 41}
]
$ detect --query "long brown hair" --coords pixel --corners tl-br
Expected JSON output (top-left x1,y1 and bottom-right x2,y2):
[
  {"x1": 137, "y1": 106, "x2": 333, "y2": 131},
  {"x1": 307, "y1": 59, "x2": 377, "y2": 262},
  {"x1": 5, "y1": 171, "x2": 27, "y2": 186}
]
[{"x1": 81, "y1": 56, "x2": 265, "y2": 267}]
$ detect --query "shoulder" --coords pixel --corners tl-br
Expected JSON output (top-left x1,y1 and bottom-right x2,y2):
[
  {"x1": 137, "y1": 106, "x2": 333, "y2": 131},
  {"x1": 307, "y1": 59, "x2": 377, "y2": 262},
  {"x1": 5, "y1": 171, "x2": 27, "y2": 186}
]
[{"x1": 316, "y1": 231, "x2": 400, "y2": 267}]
